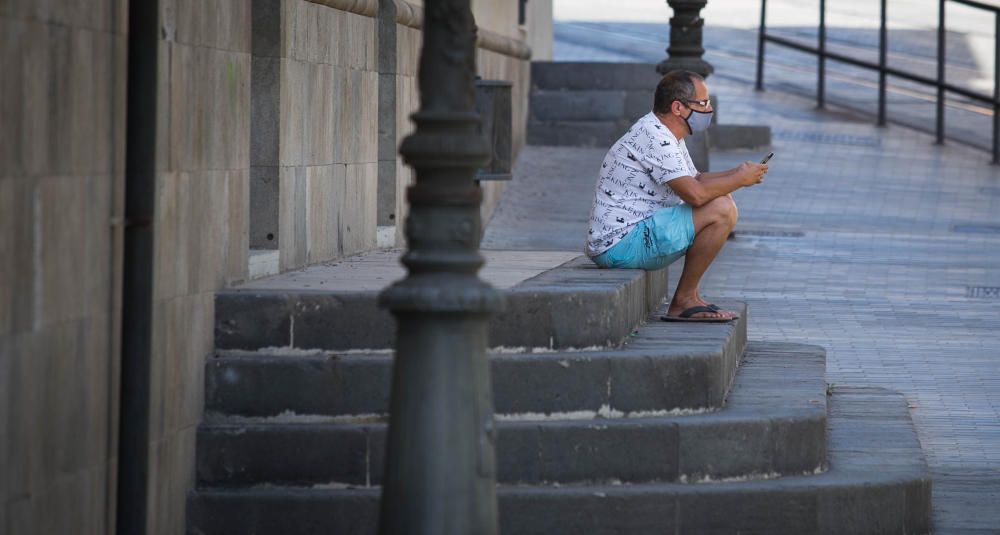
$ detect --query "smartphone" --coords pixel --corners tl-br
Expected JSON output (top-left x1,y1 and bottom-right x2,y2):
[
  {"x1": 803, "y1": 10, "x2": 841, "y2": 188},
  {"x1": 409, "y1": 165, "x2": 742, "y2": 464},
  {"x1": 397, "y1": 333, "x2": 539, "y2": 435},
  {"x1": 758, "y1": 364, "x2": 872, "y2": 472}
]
[{"x1": 760, "y1": 152, "x2": 774, "y2": 164}]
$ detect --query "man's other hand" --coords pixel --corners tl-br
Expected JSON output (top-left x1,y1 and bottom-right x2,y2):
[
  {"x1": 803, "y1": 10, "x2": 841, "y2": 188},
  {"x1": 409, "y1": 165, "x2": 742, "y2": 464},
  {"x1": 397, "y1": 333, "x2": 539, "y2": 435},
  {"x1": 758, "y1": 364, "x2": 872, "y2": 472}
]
[{"x1": 736, "y1": 161, "x2": 768, "y2": 187}]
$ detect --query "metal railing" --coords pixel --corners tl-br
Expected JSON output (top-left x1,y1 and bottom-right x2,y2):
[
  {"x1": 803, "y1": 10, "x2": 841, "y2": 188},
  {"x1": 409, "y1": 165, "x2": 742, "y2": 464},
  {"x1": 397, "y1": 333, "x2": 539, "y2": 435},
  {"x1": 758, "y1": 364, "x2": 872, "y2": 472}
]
[{"x1": 755, "y1": 0, "x2": 1000, "y2": 164}]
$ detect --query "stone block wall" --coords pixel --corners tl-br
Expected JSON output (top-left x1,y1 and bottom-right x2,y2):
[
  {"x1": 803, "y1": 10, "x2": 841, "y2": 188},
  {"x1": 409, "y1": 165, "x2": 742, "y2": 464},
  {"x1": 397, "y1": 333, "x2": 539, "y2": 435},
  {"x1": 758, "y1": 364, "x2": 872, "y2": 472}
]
[
  {"x1": 2, "y1": 0, "x2": 547, "y2": 533},
  {"x1": 149, "y1": 1, "x2": 251, "y2": 534},
  {"x1": 275, "y1": 1, "x2": 379, "y2": 270},
  {"x1": 1, "y1": 2, "x2": 127, "y2": 534}
]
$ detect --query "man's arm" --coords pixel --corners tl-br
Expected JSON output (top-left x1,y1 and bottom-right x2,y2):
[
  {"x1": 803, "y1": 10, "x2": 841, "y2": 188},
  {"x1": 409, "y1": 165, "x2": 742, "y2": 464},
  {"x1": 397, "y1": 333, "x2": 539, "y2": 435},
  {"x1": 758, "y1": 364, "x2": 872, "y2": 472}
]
[
  {"x1": 694, "y1": 169, "x2": 737, "y2": 181},
  {"x1": 668, "y1": 161, "x2": 767, "y2": 207}
]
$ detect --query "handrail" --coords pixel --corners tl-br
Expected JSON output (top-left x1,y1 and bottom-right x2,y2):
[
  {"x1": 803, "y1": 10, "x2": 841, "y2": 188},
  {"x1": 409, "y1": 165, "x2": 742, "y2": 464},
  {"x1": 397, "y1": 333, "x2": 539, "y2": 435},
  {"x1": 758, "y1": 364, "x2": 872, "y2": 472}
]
[{"x1": 756, "y1": 0, "x2": 1000, "y2": 164}]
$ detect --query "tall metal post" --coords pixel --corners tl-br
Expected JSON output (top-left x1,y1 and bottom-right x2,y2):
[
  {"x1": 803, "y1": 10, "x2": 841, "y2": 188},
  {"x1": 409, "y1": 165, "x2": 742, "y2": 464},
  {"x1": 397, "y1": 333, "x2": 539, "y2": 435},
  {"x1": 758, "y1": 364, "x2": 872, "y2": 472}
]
[
  {"x1": 756, "y1": 0, "x2": 767, "y2": 91},
  {"x1": 377, "y1": 0, "x2": 503, "y2": 532},
  {"x1": 936, "y1": 0, "x2": 946, "y2": 144},
  {"x1": 818, "y1": 0, "x2": 826, "y2": 108},
  {"x1": 657, "y1": 0, "x2": 715, "y2": 77},
  {"x1": 993, "y1": 12, "x2": 999, "y2": 164},
  {"x1": 878, "y1": 0, "x2": 888, "y2": 126}
]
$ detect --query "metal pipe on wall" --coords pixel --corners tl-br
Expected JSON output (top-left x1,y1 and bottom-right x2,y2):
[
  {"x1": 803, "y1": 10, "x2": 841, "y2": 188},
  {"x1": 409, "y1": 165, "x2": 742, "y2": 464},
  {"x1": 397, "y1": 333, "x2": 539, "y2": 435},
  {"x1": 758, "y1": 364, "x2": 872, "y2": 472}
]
[{"x1": 117, "y1": 0, "x2": 158, "y2": 533}]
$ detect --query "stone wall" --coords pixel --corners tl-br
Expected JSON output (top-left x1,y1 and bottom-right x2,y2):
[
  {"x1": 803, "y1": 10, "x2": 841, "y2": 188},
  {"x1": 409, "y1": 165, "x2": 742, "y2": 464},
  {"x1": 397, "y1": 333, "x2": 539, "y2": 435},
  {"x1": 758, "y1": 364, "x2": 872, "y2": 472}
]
[
  {"x1": 1, "y1": 0, "x2": 547, "y2": 534},
  {"x1": 274, "y1": 1, "x2": 379, "y2": 270},
  {"x1": 1, "y1": 1, "x2": 127, "y2": 533},
  {"x1": 148, "y1": 1, "x2": 251, "y2": 533},
  {"x1": 526, "y1": 0, "x2": 553, "y2": 61}
]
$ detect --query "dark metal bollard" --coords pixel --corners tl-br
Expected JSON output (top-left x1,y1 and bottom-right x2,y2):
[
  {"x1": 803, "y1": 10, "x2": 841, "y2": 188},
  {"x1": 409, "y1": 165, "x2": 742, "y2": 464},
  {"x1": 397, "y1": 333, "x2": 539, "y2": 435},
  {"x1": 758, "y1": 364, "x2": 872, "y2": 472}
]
[
  {"x1": 657, "y1": 0, "x2": 714, "y2": 77},
  {"x1": 377, "y1": 0, "x2": 503, "y2": 533}
]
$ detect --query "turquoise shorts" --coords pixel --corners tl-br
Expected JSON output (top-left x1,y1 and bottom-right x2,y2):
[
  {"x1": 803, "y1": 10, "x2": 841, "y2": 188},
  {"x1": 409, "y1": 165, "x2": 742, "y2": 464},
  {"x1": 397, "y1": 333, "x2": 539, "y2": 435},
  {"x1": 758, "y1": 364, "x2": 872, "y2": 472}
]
[{"x1": 591, "y1": 204, "x2": 695, "y2": 271}]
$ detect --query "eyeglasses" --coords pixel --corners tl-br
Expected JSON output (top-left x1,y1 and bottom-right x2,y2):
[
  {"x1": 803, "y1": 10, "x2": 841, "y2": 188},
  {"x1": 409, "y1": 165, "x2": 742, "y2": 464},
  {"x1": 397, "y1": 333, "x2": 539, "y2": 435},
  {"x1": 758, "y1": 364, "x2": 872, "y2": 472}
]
[{"x1": 683, "y1": 98, "x2": 711, "y2": 108}]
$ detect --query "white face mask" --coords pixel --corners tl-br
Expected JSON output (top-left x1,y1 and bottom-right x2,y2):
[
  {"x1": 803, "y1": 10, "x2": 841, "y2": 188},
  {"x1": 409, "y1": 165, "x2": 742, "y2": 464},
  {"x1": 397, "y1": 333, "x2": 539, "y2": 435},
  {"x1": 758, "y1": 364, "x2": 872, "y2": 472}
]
[{"x1": 684, "y1": 107, "x2": 713, "y2": 135}]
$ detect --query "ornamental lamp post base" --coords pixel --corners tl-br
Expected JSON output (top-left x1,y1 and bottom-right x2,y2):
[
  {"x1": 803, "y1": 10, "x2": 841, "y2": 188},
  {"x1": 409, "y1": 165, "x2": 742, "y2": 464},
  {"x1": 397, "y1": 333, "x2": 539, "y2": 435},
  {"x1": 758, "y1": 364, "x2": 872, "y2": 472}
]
[{"x1": 656, "y1": 0, "x2": 714, "y2": 78}]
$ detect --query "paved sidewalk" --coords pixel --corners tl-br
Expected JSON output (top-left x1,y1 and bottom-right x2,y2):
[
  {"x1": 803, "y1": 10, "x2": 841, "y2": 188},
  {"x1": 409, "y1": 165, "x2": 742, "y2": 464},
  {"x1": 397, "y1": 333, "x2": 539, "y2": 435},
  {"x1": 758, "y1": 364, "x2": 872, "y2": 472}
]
[
  {"x1": 485, "y1": 79, "x2": 1000, "y2": 531},
  {"x1": 553, "y1": 0, "x2": 999, "y2": 156}
]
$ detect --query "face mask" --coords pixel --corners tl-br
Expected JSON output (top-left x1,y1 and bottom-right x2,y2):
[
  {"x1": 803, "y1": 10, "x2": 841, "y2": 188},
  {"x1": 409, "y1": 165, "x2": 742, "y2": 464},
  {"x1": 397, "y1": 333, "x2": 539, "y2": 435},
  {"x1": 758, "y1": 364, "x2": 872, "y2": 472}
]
[{"x1": 684, "y1": 107, "x2": 713, "y2": 135}]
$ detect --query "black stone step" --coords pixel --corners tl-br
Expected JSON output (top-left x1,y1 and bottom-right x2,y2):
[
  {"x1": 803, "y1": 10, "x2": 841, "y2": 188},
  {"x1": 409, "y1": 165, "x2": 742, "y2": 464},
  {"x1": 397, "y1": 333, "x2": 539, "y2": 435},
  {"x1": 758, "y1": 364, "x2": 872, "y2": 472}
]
[
  {"x1": 527, "y1": 120, "x2": 631, "y2": 147},
  {"x1": 531, "y1": 62, "x2": 661, "y2": 91},
  {"x1": 187, "y1": 386, "x2": 931, "y2": 534},
  {"x1": 206, "y1": 303, "x2": 747, "y2": 418},
  {"x1": 530, "y1": 89, "x2": 650, "y2": 123},
  {"x1": 196, "y1": 341, "x2": 824, "y2": 488},
  {"x1": 214, "y1": 256, "x2": 668, "y2": 352}
]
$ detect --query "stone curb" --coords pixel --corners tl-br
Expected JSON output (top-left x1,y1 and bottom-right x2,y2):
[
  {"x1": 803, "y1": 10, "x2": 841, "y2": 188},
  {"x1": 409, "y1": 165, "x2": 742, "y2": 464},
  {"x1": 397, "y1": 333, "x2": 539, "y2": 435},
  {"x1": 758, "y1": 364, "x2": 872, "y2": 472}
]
[
  {"x1": 214, "y1": 256, "x2": 668, "y2": 352},
  {"x1": 206, "y1": 303, "x2": 747, "y2": 417}
]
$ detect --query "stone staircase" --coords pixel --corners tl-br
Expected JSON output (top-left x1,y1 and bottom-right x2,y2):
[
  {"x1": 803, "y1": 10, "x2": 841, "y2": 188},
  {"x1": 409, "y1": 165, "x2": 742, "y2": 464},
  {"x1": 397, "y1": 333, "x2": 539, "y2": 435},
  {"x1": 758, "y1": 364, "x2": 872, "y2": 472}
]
[{"x1": 187, "y1": 252, "x2": 931, "y2": 534}]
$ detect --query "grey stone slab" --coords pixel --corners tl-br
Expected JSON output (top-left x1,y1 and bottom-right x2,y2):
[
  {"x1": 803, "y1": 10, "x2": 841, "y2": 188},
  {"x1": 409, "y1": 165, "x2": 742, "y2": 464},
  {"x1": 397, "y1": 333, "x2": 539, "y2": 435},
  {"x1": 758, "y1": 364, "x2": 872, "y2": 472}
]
[
  {"x1": 250, "y1": 0, "x2": 281, "y2": 58},
  {"x1": 710, "y1": 124, "x2": 772, "y2": 151},
  {"x1": 686, "y1": 129, "x2": 710, "y2": 172},
  {"x1": 214, "y1": 255, "x2": 667, "y2": 351},
  {"x1": 250, "y1": 55, "x2": 280, "y2": 167},
  {"x1": 531, "y1": 62, "x2": 662, "y2": 91},
  {"x1": 249, "y1": 166, "x2": 280, "y2": 249},
  {"x1": 187, "y1": 487, "x2": 381, "y2": 535},
  {"x1": 529, "y1": 90, "x2": 626, "y2": 122},
  {"x1": 196, "y1": 424, "x2": 369, "y2": 488},
  {"x1": 527, "y1": 120, "x2": 631, "y2": 147},
  {"x1": 623, "y1": 89, "x2": 654, "y2": 121},
  {"x1": 490, "y1": 353, "x2": 611, "y2": 414},
  {"x1": 376, "y1": 160, "x2": 396, "y2": 226}
]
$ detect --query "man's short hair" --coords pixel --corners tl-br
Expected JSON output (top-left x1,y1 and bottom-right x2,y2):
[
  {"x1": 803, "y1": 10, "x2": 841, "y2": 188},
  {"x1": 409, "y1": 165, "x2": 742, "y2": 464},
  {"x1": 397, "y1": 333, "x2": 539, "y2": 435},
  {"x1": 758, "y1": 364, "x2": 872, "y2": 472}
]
[{"x1": 653, "y1": 71, "x2": 704, "y2": 114}]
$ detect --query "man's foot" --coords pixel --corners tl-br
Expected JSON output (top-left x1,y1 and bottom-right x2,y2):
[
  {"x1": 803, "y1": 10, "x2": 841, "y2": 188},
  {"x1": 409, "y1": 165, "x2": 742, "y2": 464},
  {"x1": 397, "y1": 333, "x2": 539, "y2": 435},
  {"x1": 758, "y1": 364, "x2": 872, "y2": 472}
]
[
  {"x1": 667, "y1": 294, "x2": 740, "y2": 320},
  {"x1": 661, "y1": 305, "x2": 734, "y2": 323},
  {"x1": 703, "y1": 303, "x2": 740, "y2": 320}
]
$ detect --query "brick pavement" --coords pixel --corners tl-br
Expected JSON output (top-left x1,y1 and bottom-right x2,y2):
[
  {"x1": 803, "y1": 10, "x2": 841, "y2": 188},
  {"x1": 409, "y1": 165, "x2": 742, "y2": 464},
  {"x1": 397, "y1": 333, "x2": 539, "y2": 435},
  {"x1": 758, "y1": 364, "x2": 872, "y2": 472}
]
[{"x1": 485, "y1": 75, "x2": 1000, "y2": 531}]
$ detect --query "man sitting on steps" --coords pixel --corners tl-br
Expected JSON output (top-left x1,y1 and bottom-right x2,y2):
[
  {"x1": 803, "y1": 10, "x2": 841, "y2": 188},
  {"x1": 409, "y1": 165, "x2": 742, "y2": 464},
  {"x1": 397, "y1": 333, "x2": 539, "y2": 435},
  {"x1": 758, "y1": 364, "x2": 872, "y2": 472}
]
[{"x1": 585, "y1": 70, "x2": 768, "y2": 322}]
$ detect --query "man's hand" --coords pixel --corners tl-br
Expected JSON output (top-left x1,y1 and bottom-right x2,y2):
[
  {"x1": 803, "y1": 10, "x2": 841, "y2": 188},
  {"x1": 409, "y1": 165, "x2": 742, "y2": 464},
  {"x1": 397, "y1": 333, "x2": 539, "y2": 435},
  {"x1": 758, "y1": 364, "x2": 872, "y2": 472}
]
[{"x1": 736, "y1": 161, "x2": 768, "y2": 187}]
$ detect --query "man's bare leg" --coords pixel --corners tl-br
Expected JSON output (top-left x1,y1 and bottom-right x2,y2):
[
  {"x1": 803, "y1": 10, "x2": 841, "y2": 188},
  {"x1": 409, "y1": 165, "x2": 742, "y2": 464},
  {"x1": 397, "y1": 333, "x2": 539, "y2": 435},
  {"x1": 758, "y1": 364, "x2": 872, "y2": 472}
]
[{"x1": 666, "y1": 196, "x2": 738, "y2": 319}]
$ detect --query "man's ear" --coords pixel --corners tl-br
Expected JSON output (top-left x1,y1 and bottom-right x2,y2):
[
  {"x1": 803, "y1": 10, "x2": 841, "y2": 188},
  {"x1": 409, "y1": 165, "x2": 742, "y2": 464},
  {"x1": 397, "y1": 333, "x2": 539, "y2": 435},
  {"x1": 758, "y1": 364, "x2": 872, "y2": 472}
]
[{"x1": 671, "y1": 100, "x2": 684, "y2": 116}]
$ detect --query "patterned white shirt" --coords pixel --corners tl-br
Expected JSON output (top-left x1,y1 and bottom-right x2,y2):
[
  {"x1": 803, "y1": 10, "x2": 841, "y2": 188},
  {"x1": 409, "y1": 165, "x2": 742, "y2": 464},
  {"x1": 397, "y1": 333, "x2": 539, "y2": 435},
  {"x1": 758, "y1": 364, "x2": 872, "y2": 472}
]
[{"x1": 585, "y1": 112, "x2": 698, "y2": 257}]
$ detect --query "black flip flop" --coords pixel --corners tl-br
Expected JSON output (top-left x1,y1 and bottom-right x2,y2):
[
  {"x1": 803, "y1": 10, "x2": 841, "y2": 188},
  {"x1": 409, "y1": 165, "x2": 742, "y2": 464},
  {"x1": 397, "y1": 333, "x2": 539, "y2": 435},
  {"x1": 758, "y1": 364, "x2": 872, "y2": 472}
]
[
  {"x1": 706, "y1": 303, "x2": 740, "y2": 320},
  {"x1": 661, "y1": 305, "x2": 734, "y2": 323}
]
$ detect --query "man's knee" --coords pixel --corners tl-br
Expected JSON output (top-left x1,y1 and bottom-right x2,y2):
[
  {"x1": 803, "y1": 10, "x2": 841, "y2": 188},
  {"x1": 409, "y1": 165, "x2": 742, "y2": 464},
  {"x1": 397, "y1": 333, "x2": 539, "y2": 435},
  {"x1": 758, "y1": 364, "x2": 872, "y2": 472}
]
[{"x1": 707, "y1": 196, "x2": 738, "y2": 226}]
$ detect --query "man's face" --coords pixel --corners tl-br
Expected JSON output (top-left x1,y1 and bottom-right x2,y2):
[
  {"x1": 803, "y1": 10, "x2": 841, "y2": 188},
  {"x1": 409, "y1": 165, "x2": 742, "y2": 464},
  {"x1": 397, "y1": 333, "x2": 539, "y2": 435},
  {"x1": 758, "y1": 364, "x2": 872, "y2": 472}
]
[{"x1": 673, "y1": 79, "x2": 712, "y2": 118}]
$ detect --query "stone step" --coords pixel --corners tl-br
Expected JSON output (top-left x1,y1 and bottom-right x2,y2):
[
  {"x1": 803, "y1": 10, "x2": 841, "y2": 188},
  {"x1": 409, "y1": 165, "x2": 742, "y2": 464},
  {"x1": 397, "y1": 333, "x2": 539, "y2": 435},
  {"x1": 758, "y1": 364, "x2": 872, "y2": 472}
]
[
  {"x1": 196, "y1": 341, "x2": 823, "y2": 488},
  {"x1": 530, "y1": 89, "x2": 650, "y2": 123},
  {"x1": 215, "y1": 254, "x2": 667, "y2": 352},
  {"x1": 206, "y1": 303, "x2": 747, "y2": 418},
  {"x1": 187, "y1": 387, "x2": 931, "y2": 534},
  {"x1": 531, "y1": 62, "x2": 662, "y2": 92},
  {"x1": 527, "y1": 120, "x2": 631, "y2": 147}
]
